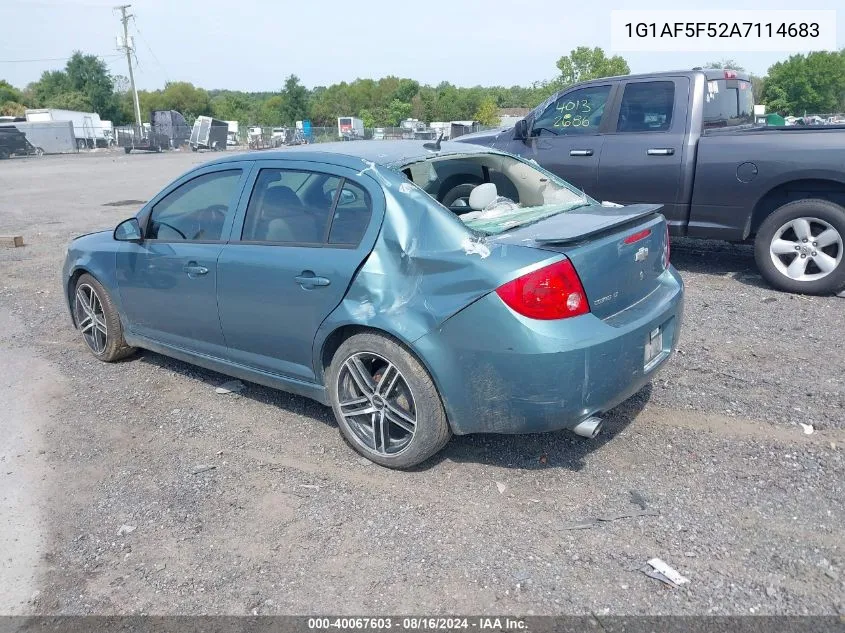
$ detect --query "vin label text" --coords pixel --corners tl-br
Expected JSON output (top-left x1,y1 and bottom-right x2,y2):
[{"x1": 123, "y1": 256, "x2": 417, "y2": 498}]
[{"x1": 610, "y1": 10, "x2": 837, "y2": 52}]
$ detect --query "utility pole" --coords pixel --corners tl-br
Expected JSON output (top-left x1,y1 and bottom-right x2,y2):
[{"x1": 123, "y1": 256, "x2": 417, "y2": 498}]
[{"x1": 115, "y1": 4, "x2": 142, "y2": 130}]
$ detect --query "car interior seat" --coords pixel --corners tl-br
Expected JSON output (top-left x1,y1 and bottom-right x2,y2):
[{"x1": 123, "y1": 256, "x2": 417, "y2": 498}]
[{"x1": 260, "y1": 186, "x2": 320, "y2": 243}]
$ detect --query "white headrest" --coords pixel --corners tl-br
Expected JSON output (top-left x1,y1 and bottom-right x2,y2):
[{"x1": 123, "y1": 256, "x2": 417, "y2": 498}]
[{"x1": 468, "y1": 182, "x2": 498, "y2": 210}]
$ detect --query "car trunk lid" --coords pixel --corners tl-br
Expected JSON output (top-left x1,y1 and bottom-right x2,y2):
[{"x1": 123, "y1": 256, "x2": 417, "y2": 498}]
[{"x1": 490, "y1": 204, "x2": 668, "y2": 319}]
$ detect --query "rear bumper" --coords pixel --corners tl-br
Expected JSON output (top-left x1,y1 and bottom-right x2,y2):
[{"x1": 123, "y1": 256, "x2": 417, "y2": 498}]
[{"x1": 412, "y1": 267, "x2": 684, "y2": 435}]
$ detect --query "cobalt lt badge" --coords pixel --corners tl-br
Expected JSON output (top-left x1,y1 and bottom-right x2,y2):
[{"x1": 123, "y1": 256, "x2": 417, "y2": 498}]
[{"x1": 635, "y1": 246, "x2": 649, "y2": 262}]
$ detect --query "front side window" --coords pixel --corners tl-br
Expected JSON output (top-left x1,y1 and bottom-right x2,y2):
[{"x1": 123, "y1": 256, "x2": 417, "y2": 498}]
[
  {"x1": 617, "y1": 81, "x2": 675, "y2": 132},
  {"x1": 148, "y1": 169, "x2": 242, "y2": 241},
  {"x1": 241, "y1": 168, "x2": 342, "y2": 243},
  {"x1": 532, "y1": 85, "x2": 611, "y2": 136}
]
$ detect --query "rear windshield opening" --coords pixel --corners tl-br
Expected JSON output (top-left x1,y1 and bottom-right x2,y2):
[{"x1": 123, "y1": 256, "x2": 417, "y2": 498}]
[
  {"x1": 703, "y1": 79, "x2": 754, "y2": 128},
  {"x1": 401, "y1": 153, "x2": 592, "y2": 234}
]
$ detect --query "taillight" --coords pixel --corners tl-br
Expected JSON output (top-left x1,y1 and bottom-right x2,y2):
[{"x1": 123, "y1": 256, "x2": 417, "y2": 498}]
[
  {"x1": 663, "y1": 224, "x2": 671, "y2": 268},
  {"x1": 624, "y1": 228, "x2": 651, "y2": 244},
  {"x1": 496, "y1": 259, "x2": 589, "y2": 320}
]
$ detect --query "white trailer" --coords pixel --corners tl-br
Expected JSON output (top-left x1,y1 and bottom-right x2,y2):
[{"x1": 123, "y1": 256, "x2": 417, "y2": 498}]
[
  {"x1": 337, "y1": 116, "x2": 364, "y2": 140},
  {"x1": 25, "y1": 109, "x2": 106, "y2": 148},
  {"x1": 225, "y1": 120, "x2": 239, "y2": 146}
]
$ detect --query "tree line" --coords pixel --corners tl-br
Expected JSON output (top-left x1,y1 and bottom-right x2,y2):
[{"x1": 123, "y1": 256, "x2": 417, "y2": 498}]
[{"x1": 2, "y1": 48, "x2": 844, "y2": 128}]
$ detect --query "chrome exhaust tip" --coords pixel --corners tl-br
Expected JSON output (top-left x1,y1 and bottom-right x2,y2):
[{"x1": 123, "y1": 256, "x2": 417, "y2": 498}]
[{"x1": 572, "y1": 416, "x2": 603, "y2": 439}]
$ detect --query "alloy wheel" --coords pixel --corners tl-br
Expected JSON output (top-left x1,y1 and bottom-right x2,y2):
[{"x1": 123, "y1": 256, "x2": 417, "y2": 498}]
[
  {"x1": 74, "y1": 283, "x2": 108, "y2": 354},
  {"x1": 336, "y1": 352, "x2": 417, "y2": 456},
  {"x1": 769, "y1": 216, "x2": 843, "y2": 282}
]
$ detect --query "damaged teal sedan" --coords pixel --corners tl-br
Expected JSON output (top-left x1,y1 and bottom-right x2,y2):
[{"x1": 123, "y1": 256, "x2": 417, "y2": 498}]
[{"x1": 62, "y1": 141, "x2": 684, "y2": 468}]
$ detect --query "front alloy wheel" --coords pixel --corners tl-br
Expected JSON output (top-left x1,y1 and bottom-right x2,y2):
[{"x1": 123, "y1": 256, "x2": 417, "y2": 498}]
[
  {"x1": 72, "y1": 273, "x2": 136, "y2": 362},
  {"x1": 74, "y1": 283, "x2": 108, "y2": 355}
]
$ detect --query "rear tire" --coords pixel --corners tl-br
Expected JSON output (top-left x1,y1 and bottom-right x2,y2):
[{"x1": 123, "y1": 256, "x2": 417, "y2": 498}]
[
  {"x1": 73, "y1": 273, "x2": 137, "y2": 362},
  {"x1": 754, "y1": 199, "x2": 845, "y2": 295},
  {"x1": 327, "y1": 332, "x2": 451, "y2": 469}
]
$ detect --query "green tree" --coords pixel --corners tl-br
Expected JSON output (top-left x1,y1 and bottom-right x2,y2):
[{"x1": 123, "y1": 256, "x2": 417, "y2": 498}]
[
  {"x1": 259, "y1": 95, "x2": 284, "y2": 126},
  {"x1": 473, "y1": 95, "x2": 499, "y2": 125},
  {"x1": 555, "y1": 46, "x2": 630, "y2": 87},
  {"x1": 704, "y1": 59, "x2": 745, "y2": 70},
  {"x1": 358, "y1": 108, "x2": 376, "y2": 128},
  {"x1": 392, "y1": 78, "x2": 420, "y2": 103},
  {"x1": 211, "y1": 92, "x2": 251, "y2": 123},
  {"x1": 387, "y1": 99, "x2": 412, "y2": 125},
  {"x1": 159, "y1": 81, "x2": 212, "y2": 121},
  {"x1": 0, "y1": 101, "x2": 26, "y2": 116},
  {"x1": 279, "y1": 74, "x2": 309, "y2": 124},
  {"x1": 64, "y1": 52, "x2": 120, "y2": 120},
  {"x1": 29, "y1": 70, "x2": 69, "y2": 105},
  {"x1": 0, "y1": 80, "x2": 23, "y2": 105},
  {"x1": 762, "y1": 51, "x2": 845, "y2": 115},
  {"x1": 45, "y1": 90, "x2": 93, "y2": 111}
]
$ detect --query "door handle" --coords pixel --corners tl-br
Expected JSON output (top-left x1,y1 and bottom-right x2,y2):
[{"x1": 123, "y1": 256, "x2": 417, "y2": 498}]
[
  {"x1": 569, "y1": 149, "x2": 593, "y2": 156},
  {"x1": 294, "y1": 271, "x2": 331, "y2": 288},
  {"x1": 183, "y1": 262, "x2": 209, "y2": 276},
  {"x1": 647, "y1": 148, "x2": 675, "y2": 156}
]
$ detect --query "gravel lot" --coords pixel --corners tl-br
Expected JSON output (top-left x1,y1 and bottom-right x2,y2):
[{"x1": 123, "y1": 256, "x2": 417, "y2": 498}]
[{"x1": 0, "y1": 150, "x2": 843, "y2": 616}]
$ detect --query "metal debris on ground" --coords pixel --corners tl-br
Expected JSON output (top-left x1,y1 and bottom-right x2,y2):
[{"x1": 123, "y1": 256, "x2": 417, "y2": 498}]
[
  {"x1": 192, "y1": 464, "x2": 216, "y2": 475},
  {"x1": 117, "y1": 524, "x2": 136, "y2": 536},
  {"x1": 215, "y1": 380, "x2": 244, "y2": 394},
  {"x1": 799, "y1": 423, "x2": 814, "y2": 435},
  {"x1": 641, "y1": 558, "x2": 690, "y2": 588}
]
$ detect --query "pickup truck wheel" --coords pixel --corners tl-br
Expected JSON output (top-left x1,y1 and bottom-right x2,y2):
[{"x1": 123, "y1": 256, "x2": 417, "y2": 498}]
[{"x1": 755, "y1": 199, "x2": 845, "y2": 294}]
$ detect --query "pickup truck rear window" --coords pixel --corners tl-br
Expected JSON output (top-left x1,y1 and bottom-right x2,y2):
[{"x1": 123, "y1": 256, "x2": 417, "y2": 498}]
[
  {"x1": 617, "y1": 81, "x2": 675, "y2": 132},
  {"x1": 703, "y1": 79, "x2": 754, "y2": 128}
]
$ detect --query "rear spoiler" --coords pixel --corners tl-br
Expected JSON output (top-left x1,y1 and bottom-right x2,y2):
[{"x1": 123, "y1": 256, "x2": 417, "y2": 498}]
[{"x1": 533, "y1": 204, "x2": 663, "y2": 246}]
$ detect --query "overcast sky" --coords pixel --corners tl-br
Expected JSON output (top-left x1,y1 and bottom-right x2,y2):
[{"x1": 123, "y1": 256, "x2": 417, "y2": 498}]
[{"x1": 1, "y1": 0, "x2": 842, "y2": 91}]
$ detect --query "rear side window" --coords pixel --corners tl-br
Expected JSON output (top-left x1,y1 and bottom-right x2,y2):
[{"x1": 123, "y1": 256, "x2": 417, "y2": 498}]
[
  {"x1": 704, "y1": 79, "x2": 754, "y2": 128},
  {"x1": 241, "y1": 168, "x2": 340, "y2": 244},
  {"x1": 617, "y1": 81, "x2": 675, "y2": 132},
  {"x1": 328, "y1": 180, "x2": 372, "y2": 245},
  {"x1": 532, "y1": 85, "x2": 611, "y2": 136}
]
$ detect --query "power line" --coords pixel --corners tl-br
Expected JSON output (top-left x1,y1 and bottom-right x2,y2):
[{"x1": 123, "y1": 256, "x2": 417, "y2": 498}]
[
  {"x1": 132, "y1": 17, "x2": 169, "y2": 82},
  {"x1": 0, "y1": 54, "x2": 123, "y2": 63}
]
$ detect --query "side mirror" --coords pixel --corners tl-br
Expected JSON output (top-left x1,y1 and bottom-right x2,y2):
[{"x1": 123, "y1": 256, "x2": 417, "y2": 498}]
[
  {"x1": 513, "y1": 118, "x2": 529, "y2": 141},
  {"x1": 114, "y1": 217, "x2": 142, "y2": 241}
]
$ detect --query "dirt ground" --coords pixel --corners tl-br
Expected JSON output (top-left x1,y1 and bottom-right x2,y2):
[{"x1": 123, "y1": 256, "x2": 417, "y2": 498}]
[{"x1": 0, "y1": 149, "x2": 843, "y2": 616}]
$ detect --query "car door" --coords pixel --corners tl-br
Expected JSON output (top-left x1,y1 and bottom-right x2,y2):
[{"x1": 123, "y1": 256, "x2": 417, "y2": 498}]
[
  {"x1": 217, "y1": 160, "x2": 384, "y2": 382},
  {"x1": 597, "y1": 77, "x2": 689, "y2": 229},
  {"x1": 115, "y1": 163, "x2": 250, "y2": 356},
  {"x1": 500, "y1": 83, "x2": 616, "y2": 197}
]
